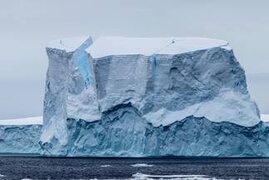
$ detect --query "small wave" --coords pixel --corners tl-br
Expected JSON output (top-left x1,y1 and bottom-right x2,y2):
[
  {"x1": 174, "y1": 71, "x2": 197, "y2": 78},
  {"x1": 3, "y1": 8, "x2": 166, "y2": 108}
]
[
  {"x1": 100, "y1": 164, "x2": 111, "y2": 168},
  {"x1": 132, "y1": 173, "x2": 221, "y2": 180},
  {"x1": 131, "y1": 164, "x2": 154, "y2": 167}
]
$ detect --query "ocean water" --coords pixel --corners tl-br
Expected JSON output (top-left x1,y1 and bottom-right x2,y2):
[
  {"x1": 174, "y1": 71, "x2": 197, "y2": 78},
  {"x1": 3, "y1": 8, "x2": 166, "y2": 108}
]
[{"x1": 0, "y1": 157, "x2": 268, "y2": 179}]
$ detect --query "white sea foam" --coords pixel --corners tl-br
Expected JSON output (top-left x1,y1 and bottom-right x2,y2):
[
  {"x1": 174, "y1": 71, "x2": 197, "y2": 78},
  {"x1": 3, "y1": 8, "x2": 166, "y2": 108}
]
[
  {"x1": 132, "y1": 173, "x2": 221, "y2": 180},
  {"x1": 131, "y1": 164, "x2": 154, "y2": 167}
]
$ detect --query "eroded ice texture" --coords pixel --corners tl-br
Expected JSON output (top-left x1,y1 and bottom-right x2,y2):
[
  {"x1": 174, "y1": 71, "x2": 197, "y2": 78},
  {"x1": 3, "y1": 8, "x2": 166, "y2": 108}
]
[
  {"x1": 44, "y1": 104, "x2": 269, "y2": 157},
  {"x1": 41, "y1": 36, "x2": 100, "y2": 149},
  {"x1": 0, "y1": 125, "x2": 41, "y2": 154},
  {"x1": 41, "y1": 36, "x2": 262, "y2": 156},
  {"x1": 90, "y1": 43, "x2": 260, "y2": 127},
  {"x1": 0, "y1": 116, "x2": 42, "y2": 154}
]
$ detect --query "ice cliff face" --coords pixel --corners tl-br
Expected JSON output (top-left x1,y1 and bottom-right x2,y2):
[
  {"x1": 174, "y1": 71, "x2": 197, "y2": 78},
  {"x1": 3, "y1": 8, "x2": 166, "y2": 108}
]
[
  {"x1": 0, "y1": 125, "x2": 41, "y2": 154},
  {"x1": 88, "y1": 37, "x2": 259, "y2": 127},
  {"x1": 42, "y1": 36, "x2": 100, "y2": 151},
  {"x1": 0, "y1": 117, "x2": 42, "y2": 154},
  {"x1": 60, "y1": 107, "x2": 269, "y2": 157},
  {"x1": 41, "y1": 36, "x2": 263, "y2": 156}
]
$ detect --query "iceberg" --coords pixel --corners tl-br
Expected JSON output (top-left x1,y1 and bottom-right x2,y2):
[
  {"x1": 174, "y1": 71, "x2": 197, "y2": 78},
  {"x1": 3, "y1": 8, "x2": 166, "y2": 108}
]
[
  {"x1": 39, "y1": 36, "x2": 267, "y2": 157},
  {"x1": 1, "y1": 36, "x2": 268, "y2": 157},
  {"x1": 0, "y1": 116, "x2": 42, "y2": 154}
]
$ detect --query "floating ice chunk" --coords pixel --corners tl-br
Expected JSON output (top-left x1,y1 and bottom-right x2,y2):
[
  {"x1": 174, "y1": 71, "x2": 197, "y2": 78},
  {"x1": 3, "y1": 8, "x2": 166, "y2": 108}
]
[
  {"x1": 131, "y1": 164, "x2": 154, "y2": 167},
  {"x1": 132, "y1": 173, "x2": 214, "y2": 180}
]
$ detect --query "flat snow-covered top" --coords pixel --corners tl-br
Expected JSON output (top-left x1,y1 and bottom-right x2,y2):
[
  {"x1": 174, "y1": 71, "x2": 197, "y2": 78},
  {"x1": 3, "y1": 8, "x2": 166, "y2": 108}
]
[
  {"x1": 87, "y1": 37, "x2": 229, "y2": 58},
  {"x1": 0, "y1": 116, "x2": 43, "y2": 126},
  {"x1": 47, "y1": 36, "x2": 92, "y2": 52}
]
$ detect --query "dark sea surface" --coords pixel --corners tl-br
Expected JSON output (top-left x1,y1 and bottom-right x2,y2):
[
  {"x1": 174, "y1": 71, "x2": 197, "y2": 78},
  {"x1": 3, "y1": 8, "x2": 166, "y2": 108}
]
[{"x1": 0, "y1": 157, "x2": 269, "y2": 179}]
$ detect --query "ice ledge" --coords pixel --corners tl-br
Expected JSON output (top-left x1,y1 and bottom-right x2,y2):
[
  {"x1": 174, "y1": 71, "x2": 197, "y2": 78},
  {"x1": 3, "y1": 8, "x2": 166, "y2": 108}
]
[
  {"x1": 86, "y1": 36, "x2": 229, "y2": 58},
  {"x1": 144, "y1": 89, "x2": 260, "y2": 127}
]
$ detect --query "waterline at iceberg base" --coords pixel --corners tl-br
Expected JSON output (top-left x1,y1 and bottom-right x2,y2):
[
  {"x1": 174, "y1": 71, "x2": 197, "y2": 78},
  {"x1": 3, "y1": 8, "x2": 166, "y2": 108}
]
[
  {"x1": 42, "y1": 103, "x2": 269, "y2": 157},
  {"x1": 1, "y1": 115, "x2": 269, "y2": 157},
  {"x1": 1, "y1": 36, "x2": 268, "y2": 157}
]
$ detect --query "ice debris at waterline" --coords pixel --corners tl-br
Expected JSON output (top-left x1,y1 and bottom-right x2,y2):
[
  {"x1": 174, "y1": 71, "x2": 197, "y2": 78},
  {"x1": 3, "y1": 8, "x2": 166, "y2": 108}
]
[{"x1": 0, "y1": 36, "x2": 268, "y2": 156}]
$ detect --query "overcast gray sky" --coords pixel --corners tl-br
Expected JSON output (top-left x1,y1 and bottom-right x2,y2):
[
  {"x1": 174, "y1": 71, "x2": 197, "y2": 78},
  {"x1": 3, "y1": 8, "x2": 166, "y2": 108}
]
[{"x1": 0, "y1": 0, "x2": 269, "y2": 119}]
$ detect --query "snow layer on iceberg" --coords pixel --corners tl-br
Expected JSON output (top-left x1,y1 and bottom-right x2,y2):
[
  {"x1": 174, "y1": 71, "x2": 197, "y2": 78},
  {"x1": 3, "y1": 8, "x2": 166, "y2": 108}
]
[
  {"x1": 47, "y1": 36, "x2": 91, "y2": 52},
  {"x1": 0, "y1": 116, "x2": 42, "y2": 125},
  {"x1": 261, "y1": 114, "x2": 269, "y2": 122},
  {"x1": 87, "y1": 36, "x2": 229, "y2": 58}
]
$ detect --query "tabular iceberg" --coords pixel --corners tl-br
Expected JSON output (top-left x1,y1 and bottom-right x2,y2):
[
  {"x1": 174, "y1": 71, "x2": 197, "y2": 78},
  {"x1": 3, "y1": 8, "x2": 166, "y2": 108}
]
[{"x1": 37, "y1": 36, "x2": 266, "y2": 157}]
